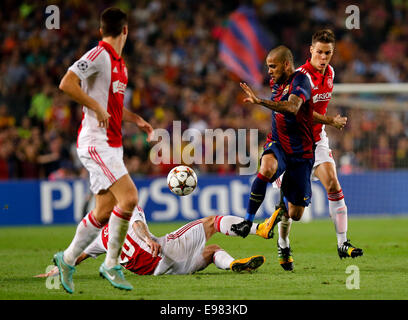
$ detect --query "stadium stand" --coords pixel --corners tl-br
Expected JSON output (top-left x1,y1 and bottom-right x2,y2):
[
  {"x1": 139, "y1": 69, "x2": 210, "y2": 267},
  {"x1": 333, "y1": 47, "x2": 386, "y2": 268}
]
[{"x1": 0, "y1": 0, "x2": 407, "y2": 180}]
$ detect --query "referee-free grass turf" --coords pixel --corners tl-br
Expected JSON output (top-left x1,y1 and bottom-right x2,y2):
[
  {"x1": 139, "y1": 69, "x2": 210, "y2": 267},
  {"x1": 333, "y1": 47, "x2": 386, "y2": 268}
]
[{"x1": 0, "y1": 217, "x2": 407, "y2": 300}]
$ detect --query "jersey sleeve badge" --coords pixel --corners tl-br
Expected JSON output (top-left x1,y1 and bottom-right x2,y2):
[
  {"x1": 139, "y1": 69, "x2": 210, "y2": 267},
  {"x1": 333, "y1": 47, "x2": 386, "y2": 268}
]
[{"x1": 77, "y1": 60, "x2": 89, "y2": 72}]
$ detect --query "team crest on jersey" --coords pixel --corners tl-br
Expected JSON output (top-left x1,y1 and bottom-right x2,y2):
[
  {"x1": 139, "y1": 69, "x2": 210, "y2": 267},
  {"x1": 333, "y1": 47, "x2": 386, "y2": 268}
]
[
  {"x1": 282, "y1": 85, "x2": 290, "y2": 96},
  {"x1": 327, "y1": 77, "x2": 333, "y2": 89}
]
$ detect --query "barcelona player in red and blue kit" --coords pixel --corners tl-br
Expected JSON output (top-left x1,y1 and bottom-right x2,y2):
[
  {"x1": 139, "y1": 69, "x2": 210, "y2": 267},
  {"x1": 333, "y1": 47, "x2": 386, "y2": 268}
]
[
  {"x1": 274, "y1": 29, "x2": 363, "y2": 271},
  {"x1": 231, "y1": 45, "x2": 315, "y2": 239}
]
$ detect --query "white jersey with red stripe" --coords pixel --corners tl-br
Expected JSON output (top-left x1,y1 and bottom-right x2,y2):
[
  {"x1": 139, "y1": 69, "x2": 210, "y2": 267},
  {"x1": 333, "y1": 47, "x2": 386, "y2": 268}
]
[
  {"x1": 153, "y1": 219, "x2": 207, "y2": 275},
  {"x1": 68, "y1": 40, "x2": 128, "y2": 148},
  {"x1": 296, "y1": 59, "x2": 335, "y2": 143},
  {"x1": 98, "y1": 206, "x2": 163, "y2": 275},
  {"x1": 89, "y1": 206, "x2": 207, "y2": 275}
]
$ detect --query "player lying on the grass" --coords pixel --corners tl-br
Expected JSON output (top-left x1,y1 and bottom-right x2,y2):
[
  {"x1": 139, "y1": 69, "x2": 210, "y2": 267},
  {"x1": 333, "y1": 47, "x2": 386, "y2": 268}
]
[{"x1": 37, "y1": 208, "x2": 278, "y2": 279}]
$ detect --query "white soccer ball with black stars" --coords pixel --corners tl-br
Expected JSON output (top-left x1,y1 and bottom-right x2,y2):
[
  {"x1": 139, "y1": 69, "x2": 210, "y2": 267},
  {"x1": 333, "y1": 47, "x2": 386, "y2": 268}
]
[{"x1": 167, "y1": 165, "x2": 197, "y2": 196}]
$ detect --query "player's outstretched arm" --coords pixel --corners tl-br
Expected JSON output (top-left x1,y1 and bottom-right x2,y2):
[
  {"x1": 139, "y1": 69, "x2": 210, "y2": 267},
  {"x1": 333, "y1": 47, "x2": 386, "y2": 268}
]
[
  {"x1": 240, "y1": 82, "x2": 302, "y2": 115},
  {"x1": 122, "y1": 107, "x2": 154, "y2": 142},
  {"x1": 258, "y1": 93, "x2": 303, "y2": 115},
  {"x1": 132, "y1": 221, "x2": 161, "y2": 257},
  {"x1": 59, "y1": 71, "x2": 111, "y2": 128},
  {"x1": 313, "y1": 112, "x2": 347, "y2": 130},
  {"x1": 240, "y1": 82, "x2": 262, "y2": 104}
]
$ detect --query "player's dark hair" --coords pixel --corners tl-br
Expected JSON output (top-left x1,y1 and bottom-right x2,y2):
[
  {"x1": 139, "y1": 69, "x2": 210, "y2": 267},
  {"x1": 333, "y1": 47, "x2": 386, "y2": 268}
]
[
  {"x1": 267, "y1": 45, "x2": 294, "y2": 66},
  {"x1": 312, "y1": 29, "x2": 335, "y2": 45},
  {"x1": 100, "y1": 7, "x2": 128, "y2": 38}
]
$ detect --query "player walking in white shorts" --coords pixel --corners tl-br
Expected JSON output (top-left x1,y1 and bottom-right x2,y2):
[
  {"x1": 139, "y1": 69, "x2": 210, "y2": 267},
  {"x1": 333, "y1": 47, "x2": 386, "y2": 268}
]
[{"x1": 53, "y1": 8, "x2": 154, "y2": 293}]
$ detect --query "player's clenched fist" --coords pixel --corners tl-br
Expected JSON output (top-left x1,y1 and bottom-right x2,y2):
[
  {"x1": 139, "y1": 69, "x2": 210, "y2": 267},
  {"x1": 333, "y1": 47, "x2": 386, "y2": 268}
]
[{"x1": 332, "y1": 114, "x2": 347, "y2": 130}]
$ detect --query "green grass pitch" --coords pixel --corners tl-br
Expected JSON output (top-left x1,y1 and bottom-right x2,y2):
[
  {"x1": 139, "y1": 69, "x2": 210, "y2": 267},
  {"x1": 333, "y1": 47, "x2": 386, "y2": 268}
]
[{"x1": 0, "y1": 217, "x2": 407, "y2": 300}]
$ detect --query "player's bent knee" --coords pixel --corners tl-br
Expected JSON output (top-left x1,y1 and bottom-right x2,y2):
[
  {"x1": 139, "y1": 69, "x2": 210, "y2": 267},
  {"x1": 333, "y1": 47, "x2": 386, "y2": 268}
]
[
  {"x1": 208, "y1": 244, "x2": 222, "y2": 251},
  {"x1": 202, "y1": 244, "x2": 221, "y2": 263},
  {"x1": 200, "y1": 216, "x2": 218, "y2": 240},
  {"x1": 260, "y1": 154, "x2": 278, "y2": 179},
  {"x1": 290, "y1": 214, "x2": 301, "y2": 221},
  {"x1": 321, "y1": 170, "x2": 341, "y2": 193},
  {"x1": 326, "y1": 179, "x2": 341, "y2": 194},
  {"x1": 260, "y1": 168, "x2": 275, "y2": 179},
  {"x1": 205, "y1": 244, "x2": 221, "y2": 256},
  {"x1": 259, "y1": 163, "x2": 277, "y2": 179},
  {"x1": 204, "y1": 215, "x2": 216, "y2": 228},
  {"x1": 289, "y1": 207, "x2": 304, "y2": 221},
  {"x1": 93, "y1": 209, "x2": 112, "y2": 225},
  {"x1": 202, "y1": 216, "x2": 217, "y2": 225},
  {"x1": 118, "y1": 195, "x2": 138, "y2": 213}
]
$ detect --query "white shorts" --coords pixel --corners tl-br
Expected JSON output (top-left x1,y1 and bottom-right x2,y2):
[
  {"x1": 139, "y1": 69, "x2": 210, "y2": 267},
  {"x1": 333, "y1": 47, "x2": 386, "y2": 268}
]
[
  {"x1": 311, "y1": 136, "x2": 336, "y2": 181},
  {"x1": 77, "y1": 146, "x2": 128, "y2": 194},
  {"x1": 154, "y1": 220, "x2": 207, "y2": 275}
]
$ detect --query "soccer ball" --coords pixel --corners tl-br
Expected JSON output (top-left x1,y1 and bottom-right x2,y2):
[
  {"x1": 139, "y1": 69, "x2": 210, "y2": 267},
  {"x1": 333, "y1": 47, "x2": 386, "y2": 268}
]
[{"x1": 167, "y1": 165, "x2": 197, "y2": 196}]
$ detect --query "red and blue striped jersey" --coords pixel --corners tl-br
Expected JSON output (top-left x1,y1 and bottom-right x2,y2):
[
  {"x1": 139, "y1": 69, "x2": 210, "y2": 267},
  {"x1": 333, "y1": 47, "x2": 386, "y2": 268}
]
[{"x1": 268, "y1": 71, "x2": 314, "y2": 158}]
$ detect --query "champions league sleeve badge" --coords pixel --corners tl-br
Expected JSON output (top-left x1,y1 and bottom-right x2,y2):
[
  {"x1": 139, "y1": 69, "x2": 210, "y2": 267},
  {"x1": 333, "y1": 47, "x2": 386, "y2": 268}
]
[{"x1": 77, "y1": 60, "x2": 89, "y2": 72}]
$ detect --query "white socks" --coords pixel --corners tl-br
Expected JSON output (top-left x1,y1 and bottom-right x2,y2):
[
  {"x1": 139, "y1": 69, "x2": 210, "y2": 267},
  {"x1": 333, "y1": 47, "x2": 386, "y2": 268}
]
[
  {"x1": 64, "y1": 211, "x2": 104, "y2": 266},
  {"x1": 328, "y1": 190, "x2": 348, "y2": 247},
  {"x1": 275, "y1": 191, "x2": 348, "y2": 248},
  {"x1": 213, "y1": 250, "x2": 234, "y2": 270},
  {"x1": 212, "y1": 216, "x2": 259, "y2": 270},
  {"x1": 104, "y1": 206, "x2": 131, "y2": 269},
  {"x1": 278, "y1": 215, "x2": 292, "y2": 249},
  {"x1": 214, "y1": 215, "x2": 258, "y2": 236}
]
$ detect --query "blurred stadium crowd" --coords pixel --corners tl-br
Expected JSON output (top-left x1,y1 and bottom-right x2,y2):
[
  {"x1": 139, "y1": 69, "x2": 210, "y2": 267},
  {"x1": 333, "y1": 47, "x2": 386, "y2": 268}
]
[{"x1": 0, "y1": 0, "x2": 408, "y2": 180}]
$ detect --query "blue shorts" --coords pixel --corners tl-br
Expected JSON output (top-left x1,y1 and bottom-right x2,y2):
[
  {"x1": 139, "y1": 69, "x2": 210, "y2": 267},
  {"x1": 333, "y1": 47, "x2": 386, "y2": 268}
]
[{"x1": 262, "y1": 141, "x2": 314, "y2": 207}]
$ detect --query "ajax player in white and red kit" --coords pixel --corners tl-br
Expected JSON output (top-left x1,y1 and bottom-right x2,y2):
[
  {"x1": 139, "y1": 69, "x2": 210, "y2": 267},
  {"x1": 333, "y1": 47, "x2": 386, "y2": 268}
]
[
  {"x1": 38, "y1": 207, "x2": 270, "y2": 277},
  {"x1": 53, "y1": 8, "x2": 154, "y2": 293},
  {"x1": 275, "y1": 30, "x2": 363, "y2": 271}
]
